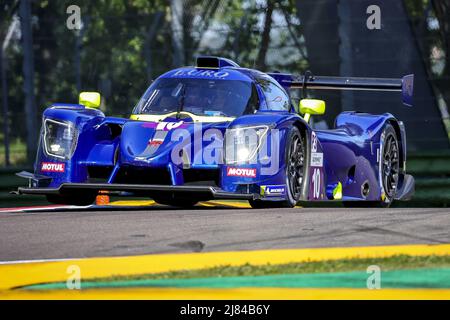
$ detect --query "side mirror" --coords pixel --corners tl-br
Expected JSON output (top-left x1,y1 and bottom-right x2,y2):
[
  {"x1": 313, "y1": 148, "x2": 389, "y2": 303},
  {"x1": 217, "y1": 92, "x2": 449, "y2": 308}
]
[
  {"x1": 299, "y1": 99, "x2": 325, "y2": 122},
  {"x1": 79, "y1": 92, "x2": 101, "y2": 108}
]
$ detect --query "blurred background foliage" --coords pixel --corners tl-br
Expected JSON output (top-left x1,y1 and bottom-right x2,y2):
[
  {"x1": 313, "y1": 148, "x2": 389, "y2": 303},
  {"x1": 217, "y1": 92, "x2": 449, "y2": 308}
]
[
  {"x1": 1, "y1": 0, "x2": 450, "y2": 207},
  {"x1": 0, "y1": 0, "x2": 307, "y2": 124},
  {"x1": 0, "y1": 0, "x2": 449, "y2": 166}
]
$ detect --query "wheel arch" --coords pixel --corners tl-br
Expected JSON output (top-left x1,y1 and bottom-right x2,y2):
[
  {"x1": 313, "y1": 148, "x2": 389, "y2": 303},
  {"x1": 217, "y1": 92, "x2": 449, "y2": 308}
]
[
  {"x1": 386, "y1": 118, "x2": 406, "y2": 174},
  {"x1": 385, "y1": 118, "x2": 409, "y2": 198}
]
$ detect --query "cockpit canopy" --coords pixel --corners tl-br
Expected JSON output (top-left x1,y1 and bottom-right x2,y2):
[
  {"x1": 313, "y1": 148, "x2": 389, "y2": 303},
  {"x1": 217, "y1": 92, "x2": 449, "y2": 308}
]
[{"x1": 133, "y1": 77, "x2": 259, "y2": 118}]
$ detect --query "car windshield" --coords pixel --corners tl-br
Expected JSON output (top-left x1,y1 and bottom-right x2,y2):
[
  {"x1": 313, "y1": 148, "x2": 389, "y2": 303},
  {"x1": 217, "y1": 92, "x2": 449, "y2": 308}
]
[{"x1": 133, "y1": 78, "x2": 257, "y2": 118}]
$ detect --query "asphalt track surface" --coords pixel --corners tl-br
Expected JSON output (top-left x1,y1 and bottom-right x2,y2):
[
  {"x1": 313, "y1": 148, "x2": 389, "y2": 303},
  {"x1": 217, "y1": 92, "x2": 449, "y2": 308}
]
[{"x1": 0, "y1": 205, "x2": 449, "y2": 262}]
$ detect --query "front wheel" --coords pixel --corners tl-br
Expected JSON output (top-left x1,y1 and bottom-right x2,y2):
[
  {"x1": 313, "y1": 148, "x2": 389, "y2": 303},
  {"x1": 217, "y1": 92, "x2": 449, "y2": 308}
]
[{"x1": 249, "y1": 126, "x2": 305, "y2": 209}]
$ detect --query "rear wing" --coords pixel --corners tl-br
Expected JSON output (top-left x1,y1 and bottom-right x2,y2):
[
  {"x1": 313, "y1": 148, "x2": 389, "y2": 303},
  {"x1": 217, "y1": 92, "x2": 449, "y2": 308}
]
[{"x1": 268, "y1": 73, "x2": 414, "y2": 107}]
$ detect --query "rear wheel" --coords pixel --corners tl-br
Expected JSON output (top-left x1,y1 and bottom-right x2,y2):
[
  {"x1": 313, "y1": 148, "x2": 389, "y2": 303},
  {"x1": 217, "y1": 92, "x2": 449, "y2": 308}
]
[
  {"x1": 249, "y1": 126, "x2": 305, "y2": 209},
  {"x1": 379, "y1": 124, "x2": 400, "y2": 207},
  {"x1": 343, "y1": 123, "x2": 399, "y2": 208}
]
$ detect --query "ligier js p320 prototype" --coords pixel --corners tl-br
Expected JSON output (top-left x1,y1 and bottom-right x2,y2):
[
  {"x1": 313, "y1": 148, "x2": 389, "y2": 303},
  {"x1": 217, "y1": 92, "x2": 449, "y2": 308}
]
[{"x1": 16, "y1": 56, "x2": 415, "y2": 208}]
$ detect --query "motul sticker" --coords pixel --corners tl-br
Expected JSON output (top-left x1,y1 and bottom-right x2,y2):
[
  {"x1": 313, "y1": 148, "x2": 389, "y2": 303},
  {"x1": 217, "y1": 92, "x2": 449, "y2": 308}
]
[
  {"x1": 226, "y1": 167, "x2": 256, "y2": 178},
  {"x1": 41, "y1": 162, "x2": 65, "y2": 173}
]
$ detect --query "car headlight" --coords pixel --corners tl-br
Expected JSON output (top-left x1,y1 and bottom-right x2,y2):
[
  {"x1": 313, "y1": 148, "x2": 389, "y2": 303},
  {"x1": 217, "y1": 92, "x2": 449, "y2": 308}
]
[
  {"x1": 225, "y1": 125, "x2": 269, "y2": 164},
  {"x1": 43, "y1": 118, "x2": 78, "y2": 159}
]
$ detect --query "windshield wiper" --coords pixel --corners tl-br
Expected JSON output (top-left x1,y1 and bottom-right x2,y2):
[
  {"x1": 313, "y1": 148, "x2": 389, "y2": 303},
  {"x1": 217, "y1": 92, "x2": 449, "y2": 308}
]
[{"x1": 176, "y1": 83, "x2": 186, "y2": 120}]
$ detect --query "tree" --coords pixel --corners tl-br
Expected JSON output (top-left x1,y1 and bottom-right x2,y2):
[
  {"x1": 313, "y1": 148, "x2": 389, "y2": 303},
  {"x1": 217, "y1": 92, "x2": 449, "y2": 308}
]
[
  {"x1": 256, "y1": 0, "x2": 274, "y2": 70},
  {"x1": 430, "y1": 0, "x2": 450, "y2": 109}
]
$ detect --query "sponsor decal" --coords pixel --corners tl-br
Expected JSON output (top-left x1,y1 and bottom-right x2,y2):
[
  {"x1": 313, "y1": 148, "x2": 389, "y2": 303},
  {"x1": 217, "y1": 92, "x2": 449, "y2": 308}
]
[
  {"x1": 311, "y1": 131, "x2": 318, "y2": 152},
  {"x1": 311, "y1": 167, "x2": 323, "y2": 199},
  {"x1": 172, "y1": 69, "x2": 229, "y2": 79},
  {"x1": 156, "y1": 121, "x2": 184, "y2": 131},
  {"x1": 148, "y1": 138, "x2": 164, "y2": 146},
  {"x1": 310, "y1": 152, "x2": 323, "y2": 167},
  {"x1": 261, "y1": 185, "x2": 286, "y2": 197},
  {"x1": 226, "y1": 167, "x2": 256, "y2": 178},
  {"x1": 41, "y1": 162, "x2": 65, "y2": 173},
  {"x1": 141, "y1": 121, "x2": 186, "y2": 131}
]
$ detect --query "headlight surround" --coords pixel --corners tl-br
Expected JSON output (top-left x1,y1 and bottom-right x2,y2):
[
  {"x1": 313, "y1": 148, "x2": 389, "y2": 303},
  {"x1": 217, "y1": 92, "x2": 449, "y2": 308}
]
[
  {"x1": 225, "y1": 125, "x2": 269, "y2": 164},
  {"x1": 43, "y1": 118, "x2": 78, "y2": 159}
]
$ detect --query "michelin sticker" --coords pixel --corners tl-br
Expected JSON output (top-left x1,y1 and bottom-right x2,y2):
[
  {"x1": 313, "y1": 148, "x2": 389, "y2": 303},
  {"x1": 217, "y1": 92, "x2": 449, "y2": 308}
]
[{"x1": 261, "y1": 185, "x2": 286, "y2": 197}]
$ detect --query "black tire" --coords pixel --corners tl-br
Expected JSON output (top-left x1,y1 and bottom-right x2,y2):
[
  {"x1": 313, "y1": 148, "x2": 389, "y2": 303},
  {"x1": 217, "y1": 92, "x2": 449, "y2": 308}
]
[
  {"x1": 249, "y1": 126, "x2": 305, "y2": 209},
  {"x1": 379, "y1": 124, "x2": 400, "y2": 207},
  {"x1": 343, "y1": 123, "x2": 399, "y2": 208},
  {"x1": 46, "y1": 193, "x2": 96, "y2": 206}
]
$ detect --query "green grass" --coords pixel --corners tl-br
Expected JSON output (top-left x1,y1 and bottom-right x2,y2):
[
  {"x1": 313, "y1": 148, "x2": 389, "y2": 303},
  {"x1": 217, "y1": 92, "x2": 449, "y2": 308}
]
[
  {"x1": 90, "y1": 255, "x2": 450, "y2": 283},
  {"x1": 0, "y1": 138, "x2": 27, "y2": 166}
]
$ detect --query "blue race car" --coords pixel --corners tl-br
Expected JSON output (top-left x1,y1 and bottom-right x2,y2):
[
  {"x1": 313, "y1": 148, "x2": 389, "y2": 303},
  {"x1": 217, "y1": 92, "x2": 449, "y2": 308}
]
[{"x1": 16, "y1": 56, "x2": 415, "y2": 208}]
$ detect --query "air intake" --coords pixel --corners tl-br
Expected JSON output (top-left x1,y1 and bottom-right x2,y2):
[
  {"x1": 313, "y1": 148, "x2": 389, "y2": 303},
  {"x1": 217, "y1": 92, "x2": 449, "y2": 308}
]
[{"x1": 196, "y1": 56, "x2": 240, "y2": 69}]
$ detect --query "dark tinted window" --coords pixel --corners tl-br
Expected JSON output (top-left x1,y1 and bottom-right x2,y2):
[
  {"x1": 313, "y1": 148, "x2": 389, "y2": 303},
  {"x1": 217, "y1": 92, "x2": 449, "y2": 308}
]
[
  {"x1": 133, "y1": 78, "x2": 258, "y2": 118},
  {"x1": 258, "y1": 78, "x2": 290, "y2": 111}
]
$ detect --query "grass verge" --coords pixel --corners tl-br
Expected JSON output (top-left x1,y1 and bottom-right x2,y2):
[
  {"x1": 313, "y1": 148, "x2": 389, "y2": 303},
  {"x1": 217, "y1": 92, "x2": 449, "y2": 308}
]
[{"x1": 91, "y1": 254, "x2": 450, "y2": 282}]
